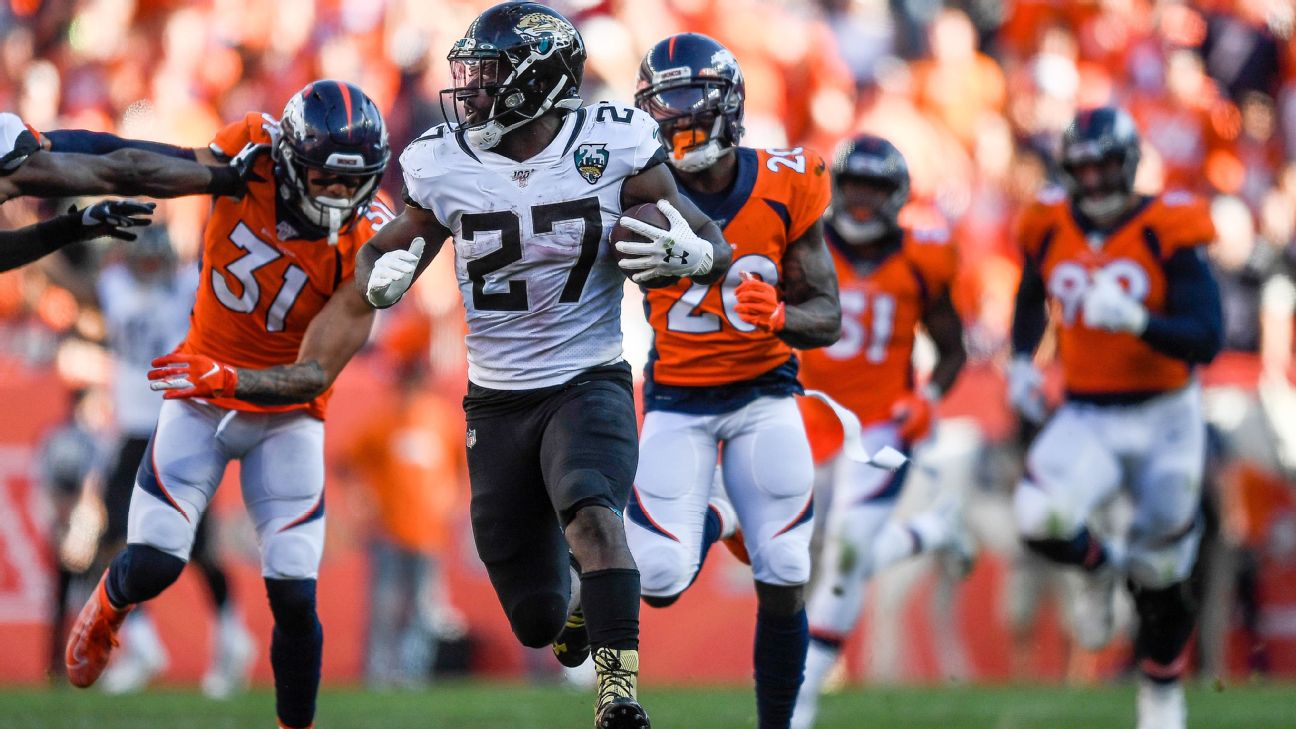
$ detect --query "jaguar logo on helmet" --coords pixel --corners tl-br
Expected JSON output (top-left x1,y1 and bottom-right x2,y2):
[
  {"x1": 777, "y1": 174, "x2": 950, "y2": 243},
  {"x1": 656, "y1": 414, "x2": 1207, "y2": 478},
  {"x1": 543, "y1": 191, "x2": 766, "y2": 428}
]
[
  {"x1": 574, "y1": 143, "x2": 609, "y2": 185},
  {"x1": 515, "y1": 11, "x2": 575, "y2": 48}
]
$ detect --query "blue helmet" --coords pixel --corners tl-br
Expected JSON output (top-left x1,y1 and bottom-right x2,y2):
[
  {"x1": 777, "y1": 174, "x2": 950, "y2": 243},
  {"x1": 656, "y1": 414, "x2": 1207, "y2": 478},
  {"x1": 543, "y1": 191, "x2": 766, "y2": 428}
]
[
  {"x1": 1059, "y1": 106, "x2": 1141, "y2": 217},
  {"x1": 828, "y1": 134, "x2": 910, "y2": 244},
  {"x1": 276, "y1": 80, "x2": 389, "y2": 238},
  {"x1": 635, "y1": 33, "x2": 744, "y2": 172}
]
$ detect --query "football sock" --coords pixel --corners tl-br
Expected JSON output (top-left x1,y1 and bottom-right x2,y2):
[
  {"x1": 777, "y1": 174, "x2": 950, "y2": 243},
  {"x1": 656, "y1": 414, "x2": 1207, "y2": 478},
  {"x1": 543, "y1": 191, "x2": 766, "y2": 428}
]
[
  {"x1": 754, "y1": 607, "x2": 809, "y2": 729},
  {"x1": 581, "y1": 568, "x2": 640, "y2": 651},
  {"x1": 105, "y1": 544, "x2": 187, "y2": 608},
  {"x1": 1132, "y1": 580, "x2": 1197, "y2": 684},
  {"x1": 1024, "y1": 527, "x2": 1108, "y2": 572},
  {"x1": 801, "y1": 634, "x2": 842, "y2": 697},
  {"x1": 265, "y1": 578, "x2": 322, "y2": 729},
  {"x1": 194, "y1": 554, "x2": 231, "y2": 610}
]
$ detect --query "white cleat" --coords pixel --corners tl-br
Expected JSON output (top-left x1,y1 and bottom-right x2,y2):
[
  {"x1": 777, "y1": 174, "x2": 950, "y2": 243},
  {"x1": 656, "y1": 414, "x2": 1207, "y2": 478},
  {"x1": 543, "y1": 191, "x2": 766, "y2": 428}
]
[
  {"x1": 1136, "y1": 678, "x2": 1186, "y2": 729},
  {"x1": 100, "y1": 640, "x2": 167, "y2": 694},
  {"x1": 931, "y1": 493, "x2": 978, "y2": 579},
  {"x1": 1072, "y1": 561, "x2": 1120, "y2": 651},
  {"x1": 201, "y1": 619, "x2": 256, "y2": 699}
]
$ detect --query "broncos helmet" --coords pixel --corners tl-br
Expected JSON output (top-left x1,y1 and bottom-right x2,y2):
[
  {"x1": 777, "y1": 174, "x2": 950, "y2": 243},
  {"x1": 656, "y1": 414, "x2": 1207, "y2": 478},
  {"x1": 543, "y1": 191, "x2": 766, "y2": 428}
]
[
  {"x1": 442, "y1": 2, "x2": 586, "y2": 150},
  {"x1": 635, "y1": 33, "x2": 744, "y2": 172},
  {"x1": 1059, "y1": 106, "x2": 1141, "y2": 219},
  {"x1": 828, "y1": 134, "x2": 910, "y2": 245},
  {"x1": 276, "y1": 80, "x2": 389, "y2": 243}
]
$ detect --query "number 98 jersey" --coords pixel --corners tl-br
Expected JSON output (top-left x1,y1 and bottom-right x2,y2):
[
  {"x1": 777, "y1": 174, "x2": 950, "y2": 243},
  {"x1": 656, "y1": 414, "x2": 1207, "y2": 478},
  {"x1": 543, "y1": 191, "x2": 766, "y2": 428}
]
[
  {"x1": 401, "y1": 103, "x2": 666, "y2": 390},
  {"x1": 1018, "y1": 188, "x2": 1215, "y2": 396},
  {"x1": 179, "y1": 112, "x2": 395, "y2": 419}
]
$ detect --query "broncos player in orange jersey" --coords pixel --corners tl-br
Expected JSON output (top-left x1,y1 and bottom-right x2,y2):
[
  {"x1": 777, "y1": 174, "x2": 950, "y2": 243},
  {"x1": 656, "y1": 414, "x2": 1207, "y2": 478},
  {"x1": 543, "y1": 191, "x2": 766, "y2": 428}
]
[
  {"x1": 790, "y1": 136, "x2": 970, "y2": 729},
  {"x1": 64, "y1": 81, "x2": 392, "y2": 729},
  {"x1": 1009, "y1": 107, "x2": 1222, "y2": 729},
  {"x1": 617, "y1": 34, "x2": 840, "y2": 729}
]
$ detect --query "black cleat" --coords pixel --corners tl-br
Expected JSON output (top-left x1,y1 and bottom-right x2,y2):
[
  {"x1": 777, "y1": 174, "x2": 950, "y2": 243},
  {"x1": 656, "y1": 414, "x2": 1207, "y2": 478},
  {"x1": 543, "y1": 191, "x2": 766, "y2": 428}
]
[
  {"x1": 552, "y1": 606, "x2": 591, "y2": 668},
  {"x1": 596, "y1": 696, "x2": 651, "y2": 729}
]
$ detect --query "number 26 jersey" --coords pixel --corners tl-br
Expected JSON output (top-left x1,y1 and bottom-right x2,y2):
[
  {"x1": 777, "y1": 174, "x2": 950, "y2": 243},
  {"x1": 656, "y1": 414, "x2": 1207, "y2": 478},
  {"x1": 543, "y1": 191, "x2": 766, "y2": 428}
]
[{"x1": 400, "y1": 103, "x2": 665, "y2": 390}]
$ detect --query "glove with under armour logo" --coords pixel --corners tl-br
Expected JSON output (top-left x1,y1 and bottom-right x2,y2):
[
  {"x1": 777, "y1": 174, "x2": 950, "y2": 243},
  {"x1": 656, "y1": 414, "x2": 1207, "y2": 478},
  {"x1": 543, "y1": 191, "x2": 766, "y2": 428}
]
[
  {"x1": 734, "y1": 272, "x2": 785, "y2": 332},
  {"x1": 68, "y1": 200, "x2": 155, "y2": 241},
  {"x1": 365, "y1": 237, "x2": 425, "y2": 308},
  {"x1": 148, "y1": 352, "x2": 239, "y2": 400},
  {"x1": 615, "y1": 199, "x2": 714, "y2": 283}
]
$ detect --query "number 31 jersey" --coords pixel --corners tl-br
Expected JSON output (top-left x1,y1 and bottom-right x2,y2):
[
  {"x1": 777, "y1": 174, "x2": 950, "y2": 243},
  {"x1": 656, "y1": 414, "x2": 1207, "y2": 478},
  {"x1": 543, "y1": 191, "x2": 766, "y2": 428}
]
[
  {"x1": 179, "y1": 112, "x2": 394, "y2": 419},
  {"x1": 401, "y1": 103, "x2": 665, "y2": 390}
]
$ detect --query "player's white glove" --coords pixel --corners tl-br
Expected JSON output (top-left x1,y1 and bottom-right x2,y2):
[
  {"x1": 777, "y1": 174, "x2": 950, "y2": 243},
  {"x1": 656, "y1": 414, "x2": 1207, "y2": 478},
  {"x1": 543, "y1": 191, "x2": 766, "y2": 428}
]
[
  {"x1": 365, "y1": 237, "x2": 424, "y2": 308},
  {"x1": 1007, "y1": 354, "x2": 1047, "y2": 424},
  {"x1": 1082, "y1": 269, "x2": 1148, "y2": 334},
  {"x1": 615, "y1": 199, "x2": 714, "y2": 283}
]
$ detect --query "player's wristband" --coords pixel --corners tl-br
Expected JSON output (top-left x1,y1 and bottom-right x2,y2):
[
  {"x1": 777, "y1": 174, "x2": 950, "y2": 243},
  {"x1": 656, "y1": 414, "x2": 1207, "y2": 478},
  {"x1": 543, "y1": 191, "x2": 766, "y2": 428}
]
[{"x1": 205, "y1": 165, "x2": 242, "y2": 196}]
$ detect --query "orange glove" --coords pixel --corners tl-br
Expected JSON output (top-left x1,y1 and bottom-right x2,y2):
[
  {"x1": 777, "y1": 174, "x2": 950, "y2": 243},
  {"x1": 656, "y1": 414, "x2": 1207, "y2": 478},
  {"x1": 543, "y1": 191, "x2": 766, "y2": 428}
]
[
  {"x1": 891, "y1": 391, "x2": 935, "y2": 443},
  {"x1": 734, "y1": 272, "x2": 785, "y2": 332},
  {"x1": 148, "y1": 353, "x2": 239, "y2": 400}
]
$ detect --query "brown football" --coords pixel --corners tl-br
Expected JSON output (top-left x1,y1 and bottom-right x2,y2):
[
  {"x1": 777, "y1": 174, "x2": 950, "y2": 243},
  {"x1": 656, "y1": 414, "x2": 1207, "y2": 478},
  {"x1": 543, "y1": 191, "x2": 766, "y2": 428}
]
[{"x1": 610, "y1": 202, "x2": 673, "y2": 283}]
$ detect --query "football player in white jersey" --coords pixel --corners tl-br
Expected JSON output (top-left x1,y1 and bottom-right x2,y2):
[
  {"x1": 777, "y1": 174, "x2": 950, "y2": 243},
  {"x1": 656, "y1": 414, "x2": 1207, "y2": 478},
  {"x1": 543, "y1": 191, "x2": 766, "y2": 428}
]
[
  {"x1": 0, "y1": 111, "x2": 254, "y2": 271},
  {"x1": 355, "y1": 4, "x2": 732, "y2": 728}
]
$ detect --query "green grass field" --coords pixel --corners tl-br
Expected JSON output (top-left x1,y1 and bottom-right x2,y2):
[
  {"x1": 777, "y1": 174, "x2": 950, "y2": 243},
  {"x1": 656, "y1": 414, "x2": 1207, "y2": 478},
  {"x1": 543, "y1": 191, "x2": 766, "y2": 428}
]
[{"x1": 0, "y1": 682, "x2": 1293, "y2": 729}]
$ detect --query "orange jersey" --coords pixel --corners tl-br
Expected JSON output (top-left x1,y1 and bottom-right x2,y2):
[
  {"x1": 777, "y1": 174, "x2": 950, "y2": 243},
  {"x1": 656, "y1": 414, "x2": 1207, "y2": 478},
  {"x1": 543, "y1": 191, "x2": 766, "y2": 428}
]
[
  {"x1": 643, "y1": 146, "x2": 831, "y2": 397},
  {"x1": 801, "y1": 227, "x2": 957, "y2": 428},
  {"x1": 179, "y1": 112, "x2": 395, "y2": 419},
  {"x1": 1018, "y1": 188, "x2": 1215, "y2": 396}
]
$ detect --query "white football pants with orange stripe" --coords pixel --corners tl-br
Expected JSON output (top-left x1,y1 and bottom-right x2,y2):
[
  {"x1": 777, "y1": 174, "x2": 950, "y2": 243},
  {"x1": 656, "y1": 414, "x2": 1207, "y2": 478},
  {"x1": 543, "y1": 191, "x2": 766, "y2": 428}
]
[
  {"x1": 627, "y1": 395, "x2": 815, "y2": 594},
  {"x1": 127, "y1": 399, "x2": 326, "y2": 579}
]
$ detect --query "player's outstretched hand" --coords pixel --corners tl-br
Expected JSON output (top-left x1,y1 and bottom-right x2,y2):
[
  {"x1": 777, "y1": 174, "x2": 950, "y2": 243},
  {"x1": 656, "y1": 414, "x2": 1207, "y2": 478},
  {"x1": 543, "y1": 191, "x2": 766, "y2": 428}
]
[
  {"x1": 366, "y1": 237, "x2": 424, "y2": 307},
  {"x1": 1007, "y1": 355, "x2": 1046, "y2": 424},
  {"x1": 616, "y1": 199, "x2": 714, "y2": 282},
  {"x1": 228, "y1": 142, "x2": 271, "y2": 196},
  {"x1": 148, "y1": 352, "x2": 239, "y2": 400},
  {"x1": 69, "y1": 199, "x2": 155, "y2": 241},
  {"x1": 733, "y1": 271, "x2": 785, "y2": 332}
]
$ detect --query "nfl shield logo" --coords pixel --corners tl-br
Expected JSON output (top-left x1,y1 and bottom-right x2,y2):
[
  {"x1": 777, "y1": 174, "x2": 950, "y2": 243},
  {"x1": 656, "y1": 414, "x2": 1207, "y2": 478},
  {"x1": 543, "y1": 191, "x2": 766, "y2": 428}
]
[
  {"x1": 574, "y1": 143, "x2": 609, "y2": 185},
  {"x1": 466, "y1": 428, "x2": 477, "y2": 448}
]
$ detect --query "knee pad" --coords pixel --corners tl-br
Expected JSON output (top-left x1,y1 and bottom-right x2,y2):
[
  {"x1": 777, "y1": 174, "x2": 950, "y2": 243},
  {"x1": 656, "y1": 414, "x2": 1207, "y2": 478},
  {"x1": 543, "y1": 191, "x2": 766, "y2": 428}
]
[
  {"x1": 108, "y1": 544, "x2": 187, "y2": 605},
  {"x1": 556, "y1": 469, "x2": 615, "y2": 525},
  {"x1": 264, "y1": 578, "x2": 318, "y2": 633},
  {"x1": 128, "y1": 489, "x2": 197, "y2": 559},
  {"x1": 635, "y1": 543, "x2": 693, "y2": 598},
  {"x1": 1128, "y1": 518, "x2": 1203, "y2": 590},
  {"x1": 506, "y1": 591, "x2": 568, "y2": 648},
  {"x1": 751, "y1": 534, "x2": 811, "y2": 587},
  {"x1": 1013, "y1": 479, "x2": 1075, "y2": 540},
  {"x1": 263, "y1": 530, "x2": 323, "y2": 580}
]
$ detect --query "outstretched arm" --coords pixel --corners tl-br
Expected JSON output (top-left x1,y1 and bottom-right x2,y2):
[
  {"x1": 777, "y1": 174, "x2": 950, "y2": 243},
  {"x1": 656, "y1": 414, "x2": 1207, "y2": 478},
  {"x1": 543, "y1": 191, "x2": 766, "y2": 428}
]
[
  {"x1": 619, "y1": 162, "x2": 733, "y2": 285},
  {"x1": 148, "y1": 281, "x2": 376, "y2": 405},
  {"x1": 355, "y1": 202, "x2": 451, "y2": 308},
  {"x1": 0, "y1": 200, "x2": 155, "y2": 273},
  {"x1": 0, "y1": 148, "x2": 243, "y2": 203}
]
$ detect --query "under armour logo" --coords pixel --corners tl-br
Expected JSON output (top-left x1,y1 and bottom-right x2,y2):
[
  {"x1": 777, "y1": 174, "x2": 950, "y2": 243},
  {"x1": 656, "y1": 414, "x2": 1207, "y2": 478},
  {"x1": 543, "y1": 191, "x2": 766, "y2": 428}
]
[{"x1": 665, "y1": 250, "x2": 689, "y2": 265}]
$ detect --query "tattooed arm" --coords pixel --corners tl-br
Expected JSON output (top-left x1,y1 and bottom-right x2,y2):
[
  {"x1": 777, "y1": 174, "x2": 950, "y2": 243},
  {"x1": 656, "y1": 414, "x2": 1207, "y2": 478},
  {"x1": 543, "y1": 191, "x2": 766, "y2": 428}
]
[
  {"x1": 233, "y1": 282, "x2": 376, "y2": 405},
  {"x1": 776, "y1": 219, "x2": 841, "y2": 349}
]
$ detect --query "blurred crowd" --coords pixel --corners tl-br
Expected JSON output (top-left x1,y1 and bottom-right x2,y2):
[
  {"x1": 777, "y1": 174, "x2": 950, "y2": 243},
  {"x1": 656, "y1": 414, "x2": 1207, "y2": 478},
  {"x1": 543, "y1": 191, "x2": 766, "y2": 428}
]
[{"x1": 5, "y1": 0, "x2": 1296, "y2": 685}]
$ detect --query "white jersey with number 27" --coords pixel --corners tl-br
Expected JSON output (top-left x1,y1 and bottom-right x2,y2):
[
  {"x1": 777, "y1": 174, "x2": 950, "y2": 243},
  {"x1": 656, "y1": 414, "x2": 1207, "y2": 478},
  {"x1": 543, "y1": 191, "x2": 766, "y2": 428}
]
[{"x1": 400, "y1": 102, "x2": 665, "y2": 390}]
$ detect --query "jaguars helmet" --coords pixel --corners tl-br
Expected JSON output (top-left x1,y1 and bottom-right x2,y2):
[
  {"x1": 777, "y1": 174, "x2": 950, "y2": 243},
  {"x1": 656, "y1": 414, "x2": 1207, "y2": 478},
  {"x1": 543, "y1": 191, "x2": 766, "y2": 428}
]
[
  {"x1": 1058, "y1": 106, "x2": 1141, "y2": 219},
  {"x1": 827, "y1": 134, "x2": 910, "y2": 245},
  {"x1": 442, "y1": 2, "x2": 586, "y2": 150},
  {"x1": 634, "y1": 33, "x2": 744, "y2": 172},
  {"x1": 276, "y1": 80, "x2": 389, "y2": 243}
]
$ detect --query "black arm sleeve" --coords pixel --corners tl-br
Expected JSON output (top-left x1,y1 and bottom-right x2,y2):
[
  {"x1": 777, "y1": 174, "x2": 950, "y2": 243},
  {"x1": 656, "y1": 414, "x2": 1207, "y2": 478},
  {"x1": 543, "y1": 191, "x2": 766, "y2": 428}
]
[
  {"x1": 1011, "y1": 256, "x2": 1048, "y2": 356},
  {"x1": 0, "y1": 213, "x2": 82, "y2": 272},
  {"x1": 43, "y1": 130, "x2": 197, "y2": 160},
  {"x1": 1140, "y1": 246, "x2": 1223, "y2": 364}
]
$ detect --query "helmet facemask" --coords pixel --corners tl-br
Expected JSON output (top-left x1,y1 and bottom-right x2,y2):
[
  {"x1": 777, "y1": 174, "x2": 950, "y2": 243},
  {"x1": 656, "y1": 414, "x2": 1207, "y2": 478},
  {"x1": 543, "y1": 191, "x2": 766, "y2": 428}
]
[
  {"x1": 441, "y1": 32, "x2": 583, "y2": 150},
  {"x1": 277, "y1": 142, "x2": 382, "y2": 245},
  {"x1": 1061, "y1": 148, "x2": 1138, "y2": 222},
  {"x1": 830, "y1": 175, "x2": 904, "y2": 246},
  {"x1": 636, "y1": 79, "x2": 742, "y2": 172}
]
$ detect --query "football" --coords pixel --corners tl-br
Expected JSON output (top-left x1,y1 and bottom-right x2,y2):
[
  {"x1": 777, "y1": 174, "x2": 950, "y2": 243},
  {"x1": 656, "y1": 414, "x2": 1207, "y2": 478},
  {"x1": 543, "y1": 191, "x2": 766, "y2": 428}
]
[{"x1": 611, "y1": 202, "x2": 674, "y2": 284}]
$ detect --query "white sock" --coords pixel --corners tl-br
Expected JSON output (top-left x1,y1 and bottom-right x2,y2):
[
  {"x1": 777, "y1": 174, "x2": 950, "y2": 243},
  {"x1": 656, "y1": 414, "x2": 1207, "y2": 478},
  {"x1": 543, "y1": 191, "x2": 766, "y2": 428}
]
[{"x1": 870, "y1": 523, "x2": 921, "y2": 575}]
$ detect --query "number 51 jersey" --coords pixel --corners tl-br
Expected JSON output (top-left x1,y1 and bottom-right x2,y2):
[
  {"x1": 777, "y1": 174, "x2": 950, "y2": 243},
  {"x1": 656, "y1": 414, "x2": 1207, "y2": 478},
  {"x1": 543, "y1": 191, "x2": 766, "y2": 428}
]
[{"x1": 401, "y1": 103, "x2": 666, "y2": 390}]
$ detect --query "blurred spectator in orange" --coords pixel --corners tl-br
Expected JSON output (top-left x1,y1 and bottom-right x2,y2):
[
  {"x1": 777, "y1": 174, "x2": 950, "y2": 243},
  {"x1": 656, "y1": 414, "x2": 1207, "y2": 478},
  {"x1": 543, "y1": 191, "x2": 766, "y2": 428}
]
[
  {"x1": 338, "y1": 335, "x2": 467, "y2": 688},
  {"x1": 912, "y1": 7, "x2": 1006, "y2": 151}
]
